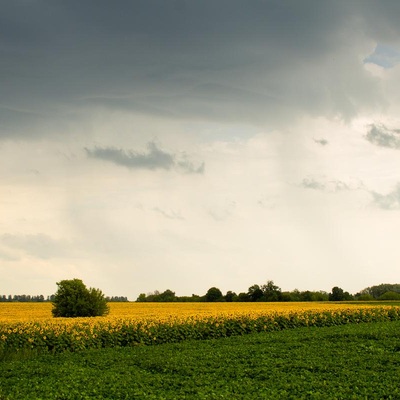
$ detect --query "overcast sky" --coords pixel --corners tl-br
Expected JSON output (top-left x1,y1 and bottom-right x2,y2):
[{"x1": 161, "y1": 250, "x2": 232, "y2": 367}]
[{"x1": 2, "y1": 1, "x2": 400, "y2": 299}]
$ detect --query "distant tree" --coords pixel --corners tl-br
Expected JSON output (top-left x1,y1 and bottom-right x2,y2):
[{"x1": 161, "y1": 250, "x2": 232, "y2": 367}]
[
  {"x1": 379, "y1": 291, "x2": 400, "y2": 300},
  {"x1": 52, "y1": 279, "x2": 109, "y2": 317},
  {"x1": 224, "y1": 291, "x2": 237, "y2": 302},
  {"x1": 205, "y1": 287, "x2": 223, "y2": 302},
  {"x1": 360, "y1": 283, "x2": 400, "y2": 299},
  {"x1": 313, "y1": 291, "x2": 329, "y2": 301},
  {"x1": 300, "y1": 290, "x2": 314, "y2": 302},
  {"x1": 287, "y1": 289, "x2": 301, "y2": 302},
  {"x1": 136, "y1": 293, "x2": 147, "y2": 302},
  {"x1": 280, "y1": 292, "x2": 293, "y2": 302},
  {"x1": 176, "y1": 294, "x2": 202, "y2": 302},
  {"x1": 157, "y1": 289, "x2": 176, "y2": 302},
  {"x1": 106, "y1": 296, "x2": 129, "y2": 302},
  {"x1": 247, "y1": 284, "x2": 264, "y2": 302},
  {"x1": 329, "y1": 286, "x2": 344, "y2": 301},
  {"x1": 355, "y1": 293, "x2": 374, "y2": 301},
  {"x1": 237, "y1": 292, "x2": 250, "y2": 302},
  {"x1": 329, "y1": 286, "x2": 352, "y2": 301},
  {"x1": 261, "y1": 280, "x2": 282, "y2": 301}
]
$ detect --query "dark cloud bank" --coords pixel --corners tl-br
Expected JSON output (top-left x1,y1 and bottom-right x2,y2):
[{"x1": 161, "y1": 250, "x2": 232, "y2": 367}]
[{"x1": 2, "y1": 1, "x2": 400, "y2": 138}]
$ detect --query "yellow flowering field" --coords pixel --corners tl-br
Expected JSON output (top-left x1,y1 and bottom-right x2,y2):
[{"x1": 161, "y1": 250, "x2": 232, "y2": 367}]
[
  {"x1": 0, "y1": 301, "x2": 381, "y2": 323},
  {"x1": 1, "y1": 302, "x2": 399, "y2": 354}
]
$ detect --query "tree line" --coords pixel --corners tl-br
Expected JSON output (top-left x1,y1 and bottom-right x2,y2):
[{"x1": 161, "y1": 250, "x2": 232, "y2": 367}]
[
  {"x1": 2, "y1": 282, "x2": 400, "y2": 303},
  {"x1": 0, "y1": 294, "x2": 129, "y2": 302},
  {"x1": 136, "y1": 281, "x2": 400, "y2": 302}
]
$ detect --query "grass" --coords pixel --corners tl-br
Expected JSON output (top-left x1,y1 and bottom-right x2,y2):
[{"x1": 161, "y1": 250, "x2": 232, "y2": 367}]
[{"x1": 1, "y1": 321, "x2": 400, "y2": 399}]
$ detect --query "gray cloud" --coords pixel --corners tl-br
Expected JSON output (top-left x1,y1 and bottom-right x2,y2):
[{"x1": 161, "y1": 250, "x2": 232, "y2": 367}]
[
  {"x1": 371, "y1": 184, "x2": 400, "y2": 210},
  {"x1": 86, "y1": 142, "x2": 174, "y2": 170},
  {"x1": 365, "y1": 124, "x2": 400, "y2": 149},
  {"x1": 1, "y1": 1, "x2": 396, "y2": 139},
  {"x1": 177, "y1": 159, "x2": 205, "y2": 175},
  {"x1": 153, "y1": 208, "x2": 185, "y2": 221},
  {"x1": 0, "y1": 249, "x2": 19, "y2": 262},
  {"x1": 301, "y1": 177, "x2": 356, "y2": 192},
  {"x1": 1, "y1": 234, "x2": 72, "y2": 260},
  {"x1": 301, "y1": 178, "x2": 326, "y2": 191},
  {"x1": 85, "y1": 142, "x2": 204, "y2": 174},
  {"x1": 313, "y1": 138, "x2": 329, "y2": 146}
]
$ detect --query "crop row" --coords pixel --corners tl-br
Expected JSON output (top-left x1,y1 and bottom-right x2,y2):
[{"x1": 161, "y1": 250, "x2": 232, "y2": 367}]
[{"x1": 1, "y1": 306, "x2": 400, "y2": 354}]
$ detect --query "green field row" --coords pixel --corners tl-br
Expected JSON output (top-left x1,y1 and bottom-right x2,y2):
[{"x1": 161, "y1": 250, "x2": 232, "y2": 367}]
[{"x1": 1, "y1": 320, "x2": 400, "y2": 399}]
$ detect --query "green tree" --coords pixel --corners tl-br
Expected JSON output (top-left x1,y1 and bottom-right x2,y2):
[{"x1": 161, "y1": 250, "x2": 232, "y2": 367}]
[
  {"x1": 237, "y1": 292, "x2": 250, "y2": 302},
  {"x1": 136, "y1": 293, "x2": 147, "y2": 302},
  {"x1": 379, "y1": 291, "x2": 400, "y2": 300},
  {"x1": 261, "y1": 280, "x2": 282, "y2": 301},
  {"x1": 224, "y1": 291, "x2": 237, "y2": 302},
  {"x1": 52, "y1": 279, "x2": 109, "y2": 317},
  {"x1": 360, "y1": 283, "x2": 400, "y2": 299},
  {"x1": 247, "y1": 284, "x2": 264, "y2": 301},
  {"x1": 328, "y1": 286, "x2": 352, "y2": 301},
  {"x1": 205, "y1": 287, "x2": 223, "y2": 302},
  {"x1": 157, "y1": 289, "x2": 176, "y2": 302}
]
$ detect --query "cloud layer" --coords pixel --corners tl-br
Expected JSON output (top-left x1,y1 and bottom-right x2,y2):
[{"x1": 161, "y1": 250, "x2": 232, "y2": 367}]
[
  {"x1": 2, "y1": 1, "x2": 400, "y2": 139},
  {"x1": 2, "y1": 2, "x2": 400, "y2": 297}
]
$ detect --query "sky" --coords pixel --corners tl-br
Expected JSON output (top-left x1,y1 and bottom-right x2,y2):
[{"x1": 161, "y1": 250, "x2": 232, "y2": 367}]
[{"x1": 1, "y1": 1, "x2": 400, "y2": 299}]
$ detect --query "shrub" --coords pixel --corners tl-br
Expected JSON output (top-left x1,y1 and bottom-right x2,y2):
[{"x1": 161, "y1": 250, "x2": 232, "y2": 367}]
[
  {"x1": 379, "y1": 291, "x2": 400, "y2": 300},
  {"x1": 52, "y1": 279, "x2": 109, "y2": 317}
]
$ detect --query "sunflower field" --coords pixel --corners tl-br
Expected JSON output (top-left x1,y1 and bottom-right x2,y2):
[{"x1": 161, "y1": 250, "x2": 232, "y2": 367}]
[{"x1": 1, "y1": 302, "x2": 400, "y2": 355}]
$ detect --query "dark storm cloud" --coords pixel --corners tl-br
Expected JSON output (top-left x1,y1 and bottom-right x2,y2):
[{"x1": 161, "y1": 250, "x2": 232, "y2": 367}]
[
  {"x1": 365, "y1": 124, "x2": 400, "y2": 149},
  {"x1": 371, "y1": 184, "x2": 400, "y2": 210},
  {"x1": 85, "y1": 142, "x2": 204, "y2": 173},
  {"x1": 1, "y1": 1, "x2": 399, "y2": 138}
]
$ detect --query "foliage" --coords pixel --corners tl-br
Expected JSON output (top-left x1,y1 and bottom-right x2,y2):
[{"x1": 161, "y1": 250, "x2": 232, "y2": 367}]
[
  {"x1": 136, "y1": 289, "x2": 178, "y2": 302},
  {"x1": 205, "y1": 287, "x2": 223, "y2": 302},
  {"x1": 2, "y1": 321, "x2": 400, "y2": 399},
  {"x1": 105, "y1": 296, "x2": 129, "y2": 302},
  {"x1": 359, "y1": 283, "x2": 400, "y2": 299},
  {"x1": 247, "y1": 284, "x2": 264, "y2": 301},
  {"x1": 0, "y1": 295, "x2": 46, "y2": 302},
  {"x1": 328, "y1": 286, "x2": 352, "y2": 301},
  {"x1": 135, "y1": 280, "x2": 332, "y2": 302},
  {"x1": 379, "y1": 291, "x2": 400, "y2": 300},
  {"x1": 52, "y1": 279, "x2": 109, "y2": 318},
  {"x1": 261, "y1": 280, "x2": 282, "y2": 301},
  {"x1": 224, "y1": 291, "x2": 237, "y2": 302}
]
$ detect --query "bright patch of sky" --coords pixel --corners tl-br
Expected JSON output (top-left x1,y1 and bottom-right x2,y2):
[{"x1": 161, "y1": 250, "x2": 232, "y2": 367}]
[{"x1": 364, "y1": 44, "x2": 400, "y2": 68}]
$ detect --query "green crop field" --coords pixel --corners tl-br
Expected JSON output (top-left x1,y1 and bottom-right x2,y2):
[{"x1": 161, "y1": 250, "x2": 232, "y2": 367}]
[{"x1": 1, "y1": 320, "x2": 400, "y2": 399}]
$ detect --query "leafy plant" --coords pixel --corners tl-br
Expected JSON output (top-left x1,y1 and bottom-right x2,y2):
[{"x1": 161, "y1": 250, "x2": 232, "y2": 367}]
[{"x1": 52, "y1": 279, "x2": 109, "y2": 318}]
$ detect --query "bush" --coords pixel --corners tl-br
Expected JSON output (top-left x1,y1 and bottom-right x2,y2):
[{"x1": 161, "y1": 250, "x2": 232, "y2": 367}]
[
  {"x1": 52, "y1": 279, "x2": 109, "y2": 317},
  {"x1": 379, "y1": 291, "x2": 400, "y2": 300}
]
